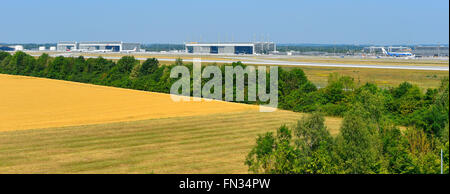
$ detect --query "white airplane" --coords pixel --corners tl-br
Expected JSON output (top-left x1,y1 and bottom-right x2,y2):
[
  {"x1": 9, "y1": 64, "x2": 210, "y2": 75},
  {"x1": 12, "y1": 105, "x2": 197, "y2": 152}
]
[
  {"x1": 121, "y1": 47, "x2": 137, "y2": 53},
  {"x1": 382, "y1": 47, "x2": 414, "y2": 57}
]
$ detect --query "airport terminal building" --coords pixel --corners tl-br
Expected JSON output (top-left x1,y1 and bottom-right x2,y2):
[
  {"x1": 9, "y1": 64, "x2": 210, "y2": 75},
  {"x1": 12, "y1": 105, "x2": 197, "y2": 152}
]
[
  {"x1": 57, "y1": 41, "x2": 141, "y2": 52},
  {"x1": 185, "y1": 42, "x2": 276, "y2": 55}
]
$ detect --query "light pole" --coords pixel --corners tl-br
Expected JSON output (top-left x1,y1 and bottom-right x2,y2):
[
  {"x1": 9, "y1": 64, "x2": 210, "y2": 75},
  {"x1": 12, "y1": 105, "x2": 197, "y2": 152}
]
[{"x1": 441, "y1": 149, "x2": 443, "y2": 174}]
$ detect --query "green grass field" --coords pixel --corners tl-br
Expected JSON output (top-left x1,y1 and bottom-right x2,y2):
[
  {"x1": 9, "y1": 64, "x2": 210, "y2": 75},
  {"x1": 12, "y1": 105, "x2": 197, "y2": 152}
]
[{"x1": 0, "y1": 110, "x2": 341, "y2": 174}]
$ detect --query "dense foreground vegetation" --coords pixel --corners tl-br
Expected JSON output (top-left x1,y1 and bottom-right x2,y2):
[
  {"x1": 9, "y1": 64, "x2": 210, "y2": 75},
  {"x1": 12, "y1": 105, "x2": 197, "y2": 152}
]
[
  {"x1": 246, "y1": 72, "x2": 449, "y2": 174},
  {"x1": 0, "y1": 51, "x2": 448, "y2": 174}
]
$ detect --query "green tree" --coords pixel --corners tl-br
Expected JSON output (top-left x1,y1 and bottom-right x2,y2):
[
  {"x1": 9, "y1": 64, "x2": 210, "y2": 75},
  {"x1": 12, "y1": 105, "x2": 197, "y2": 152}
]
[
  {"x1": 0, "y1": 54, "x2": 11, "y2": 72},
  {"x1": 409, "y1": 78, "x2": 449, "y2": 136},
  {"x1": 324, "y1": 81, "x2": 345, "y2": 104},
  {"x1": 279, "y1": 68, "x2": 309, "y2": 96},
  {"x1": 391, "y1": 82, "x2": 413, "y2": 98},
  {"x1": 379, "y1": 125, "x2": 415, "y2": 173},
  {"x1": 246, "y1": 113, "x2": 337, "y2": 174},
  {"x1": 335, "y1": 106, "x2": 385, "y2": 174},
  {"x1": 293, "y1": 113, "x2": 337, "y2": 173},
  {"x1": 34, "y1": 53, "x2": 50, "y2": 75},
  {"x1": 245, "y1": 125, "x2": 299, "y2": 174},
  {"x1": 7, "y1": 51, "x2": 29, "y2": 74},
  {"x1": 174, "y1": 57, "x2": 183, "y2": 66},
  {"x1": 294, "y1": 113, "x2": 331, "y2": 153},
  {"x1": 116, "y1": 56, "x2": 138, "y2": 74},
  {"x1": 140, "y1": 58, "x2": 159, "y2": 75},
  {"x1": 245, "y1": 131, "x2": 276, "y2": 173},
  {"x1": 0, "y1": 51, "x2": 10, "y2": 63}
]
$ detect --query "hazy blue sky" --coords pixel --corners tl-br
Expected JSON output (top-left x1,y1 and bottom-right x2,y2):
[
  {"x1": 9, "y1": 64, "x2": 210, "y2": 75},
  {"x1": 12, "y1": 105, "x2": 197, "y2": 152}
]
[{"x1": 1, "y1": 0, "x2": 448, "y2": 44}]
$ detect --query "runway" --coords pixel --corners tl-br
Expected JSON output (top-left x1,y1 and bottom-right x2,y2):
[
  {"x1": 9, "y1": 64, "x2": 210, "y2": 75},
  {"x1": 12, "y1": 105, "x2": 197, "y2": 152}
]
[
  {"x1": 115, "y1": 56, "x2": 450, "y2": 71},
  {"x1": 31, "y1": 53, "x2": 449, "y2": 71}
]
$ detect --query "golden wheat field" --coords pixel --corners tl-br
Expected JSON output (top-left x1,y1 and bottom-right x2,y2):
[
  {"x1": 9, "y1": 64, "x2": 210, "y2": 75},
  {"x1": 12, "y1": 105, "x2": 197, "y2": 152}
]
[
  {"x1": 0, "y1": 74, "x2": 259, "y2": 132},
  {"x1": 0, "y1": 73, "x2": 341, "y2": 173}
]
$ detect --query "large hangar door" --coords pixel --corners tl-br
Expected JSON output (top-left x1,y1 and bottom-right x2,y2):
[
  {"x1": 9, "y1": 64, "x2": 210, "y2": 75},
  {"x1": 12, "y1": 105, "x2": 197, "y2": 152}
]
[
  {"x1": 234, "y1": 46, "x2": 253, "y2": 54},
  {"x1": 106, "y1": 46, "x2": 120, "y2": 52},
  {"x1": 210, "y1": 46, "x2": 218, "y2": 54}
]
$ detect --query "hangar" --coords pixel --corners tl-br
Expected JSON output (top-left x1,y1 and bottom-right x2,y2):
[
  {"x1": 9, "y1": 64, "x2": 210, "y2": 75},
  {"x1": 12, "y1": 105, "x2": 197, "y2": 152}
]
[
  {"x1": 185, "y1": 42, "x2": 276, "y2": 55},
  {"x1": 57, "y1": 41, "x2": 141, "y2": 52},
  {"x1": 413, "y1": 46, "x2": 449, "y2": 57}
]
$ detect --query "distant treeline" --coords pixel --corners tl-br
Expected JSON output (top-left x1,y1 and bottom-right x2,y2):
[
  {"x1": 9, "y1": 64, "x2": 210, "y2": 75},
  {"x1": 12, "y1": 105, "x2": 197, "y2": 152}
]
[{"x1": 0, "y1": 51, "x2": 448, "y2": 174}]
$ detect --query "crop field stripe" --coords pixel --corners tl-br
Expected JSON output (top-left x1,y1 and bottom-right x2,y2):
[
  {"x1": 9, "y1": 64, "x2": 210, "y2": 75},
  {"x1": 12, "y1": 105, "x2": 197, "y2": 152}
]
[
  {"x1": 0, "y1": 117, "x2": 298, "y2": 159},
  {"x1": 0, "y1": 111, "x2": 300, "y2": 148}
]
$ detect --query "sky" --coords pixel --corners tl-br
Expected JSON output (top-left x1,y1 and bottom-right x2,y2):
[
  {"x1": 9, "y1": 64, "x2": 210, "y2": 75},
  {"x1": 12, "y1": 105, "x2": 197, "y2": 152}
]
[{"x1": 1, "y1": 0, "x2": 449, "y2": 44}]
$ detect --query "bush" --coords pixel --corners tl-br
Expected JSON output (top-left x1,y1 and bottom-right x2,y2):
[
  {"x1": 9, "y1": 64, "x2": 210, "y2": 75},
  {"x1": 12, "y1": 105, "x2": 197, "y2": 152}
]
[
  {"x1": 246, "y1": 113, "x2": 337, "y2": 174},
  {"x1": 318, "y1": 103, "x2": 347, "y2": 116}
]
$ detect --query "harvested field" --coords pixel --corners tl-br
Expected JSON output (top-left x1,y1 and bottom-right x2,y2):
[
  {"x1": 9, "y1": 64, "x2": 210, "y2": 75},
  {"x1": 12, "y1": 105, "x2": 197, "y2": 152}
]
[{"x1": 0, "y1": 110, "x2": 342, "y2": 173}]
